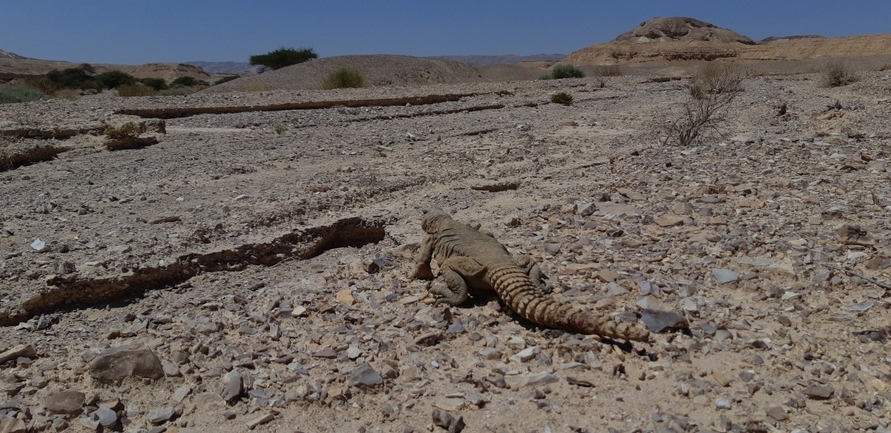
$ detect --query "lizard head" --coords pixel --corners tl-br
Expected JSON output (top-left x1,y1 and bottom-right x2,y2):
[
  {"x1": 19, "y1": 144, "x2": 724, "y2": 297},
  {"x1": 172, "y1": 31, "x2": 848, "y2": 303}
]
[{"x1": 419, "y1": 206, "x2": 450, "y2": 233}]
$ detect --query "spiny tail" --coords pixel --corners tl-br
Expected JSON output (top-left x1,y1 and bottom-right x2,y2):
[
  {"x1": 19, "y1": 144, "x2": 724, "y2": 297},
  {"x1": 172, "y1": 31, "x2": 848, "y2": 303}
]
[{"x1": 488, "y1": 263, "x2": 650, "y2": 342}]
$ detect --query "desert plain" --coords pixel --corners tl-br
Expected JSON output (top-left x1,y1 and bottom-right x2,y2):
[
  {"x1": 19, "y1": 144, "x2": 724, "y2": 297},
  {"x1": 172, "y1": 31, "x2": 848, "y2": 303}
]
[{"x1": 1, "y1": 18, "x2": 891, "y2": 433}]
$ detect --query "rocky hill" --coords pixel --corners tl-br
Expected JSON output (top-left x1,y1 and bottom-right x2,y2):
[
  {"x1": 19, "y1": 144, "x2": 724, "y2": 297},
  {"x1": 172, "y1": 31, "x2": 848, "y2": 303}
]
[
  {"x1": 613, "y1": 17, "x2": 755, "y2": 45},
  {"x1": 564, "y1": 17, "x2": 891, "y2": 66}
]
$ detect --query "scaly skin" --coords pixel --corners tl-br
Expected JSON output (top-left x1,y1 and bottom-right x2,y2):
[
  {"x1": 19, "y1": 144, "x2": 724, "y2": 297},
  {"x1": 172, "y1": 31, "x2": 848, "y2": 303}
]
[{"x1": 412, "y1": 207, "x2": 650, "y2": 342}]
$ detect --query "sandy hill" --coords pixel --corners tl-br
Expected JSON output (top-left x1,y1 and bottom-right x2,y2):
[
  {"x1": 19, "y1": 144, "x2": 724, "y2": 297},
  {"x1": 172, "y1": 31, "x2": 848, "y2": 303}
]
[
  {"x1": 204, "y1": 55, "x2": 481, "y2": 93},
  {"x1": 564, "y1": 16, "x2": 891, "y2": 66}
]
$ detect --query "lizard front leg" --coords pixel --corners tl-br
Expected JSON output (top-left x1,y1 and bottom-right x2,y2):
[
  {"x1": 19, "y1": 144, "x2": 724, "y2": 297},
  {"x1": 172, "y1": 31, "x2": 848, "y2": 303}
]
[
  {"x1": 411, "y1": 235, "x2": 436, "y2": 280},
  {"x1": 429, "y1": 256, "x2": 485, "y2": 306}
]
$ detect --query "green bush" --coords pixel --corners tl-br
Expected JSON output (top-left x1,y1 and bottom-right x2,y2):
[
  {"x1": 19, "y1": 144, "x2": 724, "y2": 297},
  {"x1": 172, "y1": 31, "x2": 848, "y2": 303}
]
[
  {"x1": 539, "y1": 74, "x2": 554, "y2": 80},
  {"x1": 117, "y1": 84, "x2": 156, "y2": 97},
  {"x1": 46, "y1": 67, "x2": 102, "y2": 90},
  {"x1": 139, "y1": 78, "x2": 168, "y2": 91},
  {"x1": 0, "y1": 85, "x2": 47, "y2": 104},
  {"x1": 158, "y1": 86, "x2": 198, "y2": 96},
  {"x1": 551, "y1": 92, "x2": 573, "y2": 105},
  {"x1": 322, "y1": 68, "x2": 365, "y2": 89},
  {"x1": 214, "y1": 75, "x2": 239, "y2": 85},
  {"x1": 171, "y1": 76, "x2": 199, "y2": 87},
  {"x1": 95, "y1": 71, "x2": 138, "y2": 89},
  {"x1": 821, "y1": 60, "x2": 858, "y2": 87},
  {"x1": 250, "y1": 47, "x2": 318, "y2": 70},
  {"x1": 551, "y1": 64, "x2": 585, "y2": 79}
]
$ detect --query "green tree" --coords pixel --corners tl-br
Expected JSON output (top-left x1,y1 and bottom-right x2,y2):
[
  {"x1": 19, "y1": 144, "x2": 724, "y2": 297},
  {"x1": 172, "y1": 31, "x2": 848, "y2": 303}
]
[
  {"x1": 95, "y1": 71, "x2": 138, "y2": 88},
  {"x1": 249, "y1": 47, "x2": 317, "y2": 70}
]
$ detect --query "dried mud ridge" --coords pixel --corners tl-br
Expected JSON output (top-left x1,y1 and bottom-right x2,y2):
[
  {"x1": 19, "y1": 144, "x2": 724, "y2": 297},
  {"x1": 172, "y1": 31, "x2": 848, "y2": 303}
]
[
  {"x1": 116, "y1": 91, "x2": 511, "y2": 119},
  {"x1": 1, "y1": 217, "x2": 387, "y2": 326}
]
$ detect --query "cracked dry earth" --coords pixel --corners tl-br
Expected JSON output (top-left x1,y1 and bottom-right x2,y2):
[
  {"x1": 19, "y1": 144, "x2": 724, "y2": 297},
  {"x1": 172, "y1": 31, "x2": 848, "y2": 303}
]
[{"x1": 1, "y1": 71, "x2": 891, "y2": 433}]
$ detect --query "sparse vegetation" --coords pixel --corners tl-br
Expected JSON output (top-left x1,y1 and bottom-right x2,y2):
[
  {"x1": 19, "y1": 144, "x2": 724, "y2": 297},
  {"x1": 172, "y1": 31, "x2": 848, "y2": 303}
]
[
  {"x1": 139, "y1": 78, "x2": 168, "y2": 91},
  {"x1": 550, "y1": 92, "x2": 573, "y2": 106},
  {"x1": 322, "y1": 68, "x2": 366, "y2": 89},
  {"x1": 551, "y1": 64, "x2": 585, "y2": 79},
  {"x1": 104, "y1": 122, "x2": 143, "y2": 139},
  {"x1": 592, "y1": 65, "x2": 622, "y2": 77},
  {"x1": 689, "y1": 62, "x2": 745, "y2": 99},
  {"x1": 820, "y1": 60, "x2": 859, "y2": 87},
  {"x1": 273, "y1": 122, "x2": 286, "y2": 135},
  {"x1": 95, "y1": 71, "x2": 138, "y2": 89},
  {"x1": 46, "y1": 66, "x2": 102, "y2": 91},
  {"x1": 539, "y1": 64, "x2": 585, "y2": 80},
  {"x1": 657, "y1": 62, "x2": 744, "y2": 147},
  {"x1": 214, "y1": 75, "x2": 240, "y2": 85},
  {"x1": 170, "y1": 76, "x2": 200, "y2": 87},
  {"x1": 249, "y1": 47, "x2": 318, "y2": 70},
  {"x1": 116, "y1": 84, "x2": 156, "y2": 97},
  {"x1": 0, "y1": 85, "x2": 48, "y2": 104}
]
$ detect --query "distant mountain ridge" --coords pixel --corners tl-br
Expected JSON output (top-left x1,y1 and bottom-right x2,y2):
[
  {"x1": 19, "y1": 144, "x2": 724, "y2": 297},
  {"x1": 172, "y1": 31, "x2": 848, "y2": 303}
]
[{"x1": 0, "y1": 49, "x2": 27, "y2": 60}]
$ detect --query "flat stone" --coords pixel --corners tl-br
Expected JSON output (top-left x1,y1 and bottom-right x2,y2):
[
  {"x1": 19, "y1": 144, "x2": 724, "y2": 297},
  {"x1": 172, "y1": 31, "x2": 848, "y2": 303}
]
[
  {"x1": 766, "y1": 406, "x2": 788, "y2": 421},
  {"x1": 594, "y1": 202, "x2": 640, "y2": 216},
  {"x1": 654, "y1": 213, "x2": 684, "y2": 227},
  {"x1": 503, "y1": 371, "x2": 559, "y2": 388},
  {"x1": 92, "y1": 406, "x2": 118, "y2": 427},
  {"x1": 89, "y1": 344, "x2": 164, "y2": 382},
  {"x1": 641, "y1": 309, "x2": 688, "y2": 333},
  {"x1": 433, "y1": 396, "x2": 465, "y2": 412},
  {"x1": 803, "y1": 384, "x2": 834, "y2": 399},
  {"x1": 510, "y1": 346, "x2": 539, "y2": 363},
  {"x1": 172, "y1": 385, "x2": 191, "y2": 403},
  {"x1": 712, "y1": 268, "x2": 739, "y2": 284},
  {"x1": 222, "y1": 372, "x2": 245, "y2": 403},
  {"x1": 0, "y1": 345, "x2": 37, "y2": 364},
  {"x1": 335, "y1": 289, "x2": 354, "y2": 305},
  {"x1": 0, "y1": 417, "x2": 26, "y2": 433},
  {"x1": 46, "y1": 390, "x2": 85, "y2": 414},
  {"x1": 246, "y1": 412, "x2": 275, "y2": 430},
  {"x1": 147, "y1": 406, "x2": 175, "y2": 425},
  {"x1": 347, "y1": 363, "x2": 382, "y2": 388}
]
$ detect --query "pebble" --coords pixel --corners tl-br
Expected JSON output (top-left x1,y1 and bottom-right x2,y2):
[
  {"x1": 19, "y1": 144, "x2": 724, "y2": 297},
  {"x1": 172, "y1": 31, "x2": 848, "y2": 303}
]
[{"x1": 510, "y1": 346, "x2": 539, "y2": 363}]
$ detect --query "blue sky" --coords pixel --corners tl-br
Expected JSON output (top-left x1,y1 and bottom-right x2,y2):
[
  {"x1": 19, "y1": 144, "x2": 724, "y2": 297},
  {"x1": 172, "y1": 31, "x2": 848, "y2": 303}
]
[{"x1": 2, "y1": 1, "x2": 889, "y2": 64}]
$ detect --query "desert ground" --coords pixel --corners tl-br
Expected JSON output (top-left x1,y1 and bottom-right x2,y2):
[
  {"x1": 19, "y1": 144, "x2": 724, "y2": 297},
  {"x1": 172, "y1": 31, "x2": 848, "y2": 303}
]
[{"x1": 2, "y1": 22, "x2": 891, "y2": 433}]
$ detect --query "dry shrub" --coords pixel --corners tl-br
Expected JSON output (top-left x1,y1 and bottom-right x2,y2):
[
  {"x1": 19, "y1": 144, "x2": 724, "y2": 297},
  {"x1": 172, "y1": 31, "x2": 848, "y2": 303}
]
[
  {"x1": 53, "y1": 88, "x2": 80, "y2": 100},
  {"x1": 322, "y1": 68, "x2": 365, "y2": 89},
  {"x1": 592, "y1": 65, "x2": 622, "y2": 77},
  {"x1": 821, "y1": 60, "x2": 859, "y2": 87},
  {"x1": 689, "y1": 62, "x2": 744, "y2": 99},
  {"x1": 657, "y1": 62, "x2": 744, "y2": 147},
  {"x1": 879, "y1": 64, "x2": 891, "y2": 71},
  {"x1": 117, "y1": 84, "x2": 157, "y2": 97},
  {"x1": 550, "y1": 92, "x2": 573, "y2": 105}
]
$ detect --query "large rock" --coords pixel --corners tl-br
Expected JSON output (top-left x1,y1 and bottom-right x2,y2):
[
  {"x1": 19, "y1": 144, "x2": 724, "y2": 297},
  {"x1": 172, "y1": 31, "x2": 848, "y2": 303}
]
[{"x1": 88, "y1": 344, "x2": 164, "y2": 382}]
